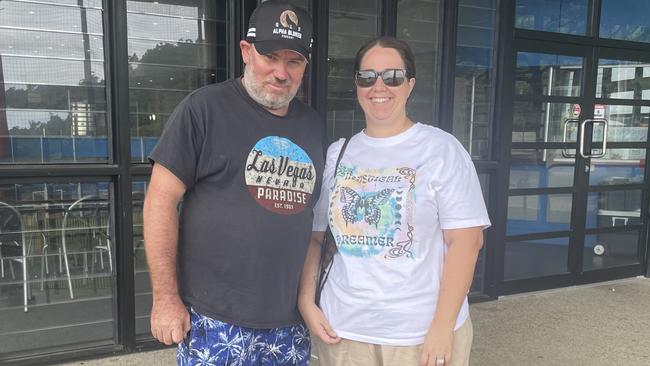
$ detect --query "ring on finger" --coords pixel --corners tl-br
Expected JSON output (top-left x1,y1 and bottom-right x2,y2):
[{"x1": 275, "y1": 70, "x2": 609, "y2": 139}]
[{"x1": 435, "y1": 356, "x2": 445, "y2": 365}]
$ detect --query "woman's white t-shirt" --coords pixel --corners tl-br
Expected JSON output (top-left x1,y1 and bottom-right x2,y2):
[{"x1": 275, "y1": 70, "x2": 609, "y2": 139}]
[{"x1": 313, "y1": 123, "x2": 491, "y2": 346}]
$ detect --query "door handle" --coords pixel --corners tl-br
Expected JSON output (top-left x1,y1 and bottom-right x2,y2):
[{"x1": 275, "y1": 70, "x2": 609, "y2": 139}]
[
  {"x1": 562, "y1": 119, "x2": 579, "y2": 158},
  {"x1": 579, "y1": 119, "x2": 608, "y2": 158}
]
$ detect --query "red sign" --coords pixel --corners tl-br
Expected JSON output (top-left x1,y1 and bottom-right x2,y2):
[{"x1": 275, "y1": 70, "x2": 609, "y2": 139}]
[{"x1": 594, "y1": 104, "x2": 605, "y2": 118}]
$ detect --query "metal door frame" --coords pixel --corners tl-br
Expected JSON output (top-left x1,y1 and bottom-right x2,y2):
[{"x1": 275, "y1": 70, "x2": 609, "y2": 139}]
[{"x1": 492, "y1": 1, "x2": 650, "y2": 296}]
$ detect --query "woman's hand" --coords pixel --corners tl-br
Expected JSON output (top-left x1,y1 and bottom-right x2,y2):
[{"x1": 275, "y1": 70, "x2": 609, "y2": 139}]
[
  {"x1": 298, "y1": 301, "x2": 341, "y2": 344},
  {"x1": 419, "y1": 322, "x2": 454, "y2": 366}
]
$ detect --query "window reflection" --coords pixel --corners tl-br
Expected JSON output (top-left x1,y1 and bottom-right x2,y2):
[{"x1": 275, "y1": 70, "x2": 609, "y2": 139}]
[
  {"x1": 127, "y1": 0, "x2": 228, "y2": 337},
  {"x1": 507, "y1": 193, "x2": 572, "y2": 234},
  {"x1": 590, "y1": 104, "x2": 649, "y2": 143},
  {"x1": 599, "y1": 0, "x2": 650, "y2": 43},
  {"x1": 453, "y1": 0, "x2": 497, "y2": 159},
  {"x1": 0, "y1": 1, "x2": 104, "y2": 34},
  {"x1": 589, "y1": 149, "x2": 646, "y2": 186},
  {"x1": 515, "y1": 52, "x2": 583, "y2": 97},
  {"x1": 0, "y1": 1, "x2": 108, "y2": 164},
  {"x1": 327, "y1": 0, "x2": 380, "y2": 141},
  {"x1": 0, "y1": 181, "x2": 114, "y2": 353},
  {"x1": 510, "y1": 149, "x2": 575, "y2": 189},
  {"x1": 0, "y1": 28, "x2": 104, "y2": 60},
  {"x1": 515, "y1": 0, "x2": 588, "y2": 35},
  {"x1": 397, "y1": 0, "x2": 442, "y2": 125},
  {"x1": 132, "y1": 180, "x2": 150, "y2": 337},
  {"x1": 597, "y1": 59, "x2": 650, "y2": 101},
  {"x1": 512, "y1": 102, "x2": 574, "y2": 143},
  {"x1": 127, "y1": 0, "x2": 227, "y2": 162}
]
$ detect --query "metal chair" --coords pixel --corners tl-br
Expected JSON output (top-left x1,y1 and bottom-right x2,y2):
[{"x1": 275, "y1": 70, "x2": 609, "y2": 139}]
[
  {"x1": 61, "y1": 195, "x2": 112, "y2": 299},
  {"x1": 0, "y1": 201, "x2": 31, "y2": 312}
]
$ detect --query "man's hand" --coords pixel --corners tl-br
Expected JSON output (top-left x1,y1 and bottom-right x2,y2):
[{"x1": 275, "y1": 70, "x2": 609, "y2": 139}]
[
  {"x1": 150, "y1": 295, "x2": 191, "y2": 345},
  {"x1": 419, "y1": 322, "x2": 454, "y2": 366},
  {"x1": 298, "y1": 301, "x2": 340, "y2": 344}
]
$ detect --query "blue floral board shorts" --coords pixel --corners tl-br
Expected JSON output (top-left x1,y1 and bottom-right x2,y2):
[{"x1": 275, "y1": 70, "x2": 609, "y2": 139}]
[{"x1": 177, "y1": 308, "x2": 311, "y2": 366}]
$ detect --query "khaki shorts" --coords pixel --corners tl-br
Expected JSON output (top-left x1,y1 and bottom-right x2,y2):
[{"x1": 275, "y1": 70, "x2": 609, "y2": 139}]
[{"x1": 311, "y1": 317, "x2": 473, "y2": 366}]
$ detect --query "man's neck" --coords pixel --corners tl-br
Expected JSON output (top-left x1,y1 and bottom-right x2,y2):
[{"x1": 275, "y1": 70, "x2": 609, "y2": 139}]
[{"x1": 239, "y1": 77, "x2": 290, "y2": 117}]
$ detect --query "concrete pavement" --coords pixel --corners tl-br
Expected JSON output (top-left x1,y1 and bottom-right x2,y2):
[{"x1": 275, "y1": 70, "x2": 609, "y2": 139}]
[{"x1": 60, "y1": 277, "x2": 650, "y2": 366}]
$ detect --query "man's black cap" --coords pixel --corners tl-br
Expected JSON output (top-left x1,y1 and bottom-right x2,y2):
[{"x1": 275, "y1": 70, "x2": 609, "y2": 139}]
[{"x1": 246, "y1": 1, "x2": 313, "y2": 59}]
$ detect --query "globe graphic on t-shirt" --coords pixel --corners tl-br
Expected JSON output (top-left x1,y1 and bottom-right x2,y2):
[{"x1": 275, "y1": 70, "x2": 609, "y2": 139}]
[{"x1": 244, "y1": 136, "x2": 316, "y2": 215}]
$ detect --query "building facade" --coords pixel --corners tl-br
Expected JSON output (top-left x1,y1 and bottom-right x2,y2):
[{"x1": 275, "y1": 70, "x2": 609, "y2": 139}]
[{"x1": 0, "y1": 0, "x2": 648, "y2": 364}]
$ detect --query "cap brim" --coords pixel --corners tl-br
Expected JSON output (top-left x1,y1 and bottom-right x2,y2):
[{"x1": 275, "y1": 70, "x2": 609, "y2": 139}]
[{"x1": 254, "y1": 40, "x2": 309, "y2": 60}]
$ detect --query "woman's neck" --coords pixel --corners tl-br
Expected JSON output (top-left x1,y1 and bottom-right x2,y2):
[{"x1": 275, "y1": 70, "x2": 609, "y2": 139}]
[{"x1": 364, "y1": 116, "x2": 414, "y2": 138}]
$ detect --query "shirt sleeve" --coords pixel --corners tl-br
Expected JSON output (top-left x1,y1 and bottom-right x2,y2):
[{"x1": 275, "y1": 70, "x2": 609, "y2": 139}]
[
  {"x1": 433, "y1": 137, "x2": 491, "y2": 230},
  {"x1": 312, "y1": 139, "x2": 345, "y2": 232},
  {"x1": 148, "y1": 96, "x2": 205, "y2": 190}
]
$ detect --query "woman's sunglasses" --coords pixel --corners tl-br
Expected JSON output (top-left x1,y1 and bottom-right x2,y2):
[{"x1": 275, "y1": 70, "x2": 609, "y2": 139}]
[{"x1": 354, "y1": 69, "x2": 409, "y2": 88}]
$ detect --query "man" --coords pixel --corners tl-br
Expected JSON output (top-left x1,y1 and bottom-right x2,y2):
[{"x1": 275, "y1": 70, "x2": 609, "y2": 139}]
[{"x1": 143, "y1": 2, "x2": 323, "y2": 365}]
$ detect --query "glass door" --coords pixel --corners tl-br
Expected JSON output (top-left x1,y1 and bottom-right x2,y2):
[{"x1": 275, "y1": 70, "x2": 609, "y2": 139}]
[
  {"x1": 502, "y1": 40, "x2": 649, "y2": 289},
  {"x1": 582, "y1": 50, "x2": 649, "y2": 273}
]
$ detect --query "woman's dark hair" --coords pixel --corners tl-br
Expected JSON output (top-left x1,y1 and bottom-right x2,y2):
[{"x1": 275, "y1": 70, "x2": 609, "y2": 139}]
[{"x1": 353, "y1": 36, "x2": 416, "y2": 78}]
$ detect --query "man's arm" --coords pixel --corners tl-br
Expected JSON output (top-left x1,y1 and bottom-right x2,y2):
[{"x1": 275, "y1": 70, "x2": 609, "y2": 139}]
[
  {"x1": 297, "y1": 231, "x2": 340, "y2": 344},
  {"x1": 420, "y1": 227, "x2": 484, "y2": 366},
  {"x1": 143, "y1": 163, "x2": 190, "y2": 345}
]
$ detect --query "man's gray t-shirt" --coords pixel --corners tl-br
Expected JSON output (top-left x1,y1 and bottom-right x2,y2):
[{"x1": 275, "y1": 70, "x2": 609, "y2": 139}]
[{"x1": 149, "y1": 78, "x2": 324, "y2": 328}]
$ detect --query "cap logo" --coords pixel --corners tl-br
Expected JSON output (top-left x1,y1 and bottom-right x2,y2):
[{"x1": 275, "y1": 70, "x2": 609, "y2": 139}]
[{"x1": 279, "y1": 10, "x2": 299, "y2": 28}]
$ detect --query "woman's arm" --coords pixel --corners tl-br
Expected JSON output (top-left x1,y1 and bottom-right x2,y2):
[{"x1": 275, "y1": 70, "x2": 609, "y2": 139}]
[
  {"x1": 420, "y1": 226, "x2": 484, "y2": 366},
  {"x1": 298, "y1": 231, "x2": 341, "y2": 344}
]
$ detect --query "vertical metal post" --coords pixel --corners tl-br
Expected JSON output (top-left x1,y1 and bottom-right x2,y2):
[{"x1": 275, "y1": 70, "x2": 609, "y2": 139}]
[
  {"x1": 311, "y1": 0, "x2": 329, "y2": 123},
  {"x1": 438, "y1": 0, "x2": 459, "y2": 131},
  {"x1": 487, "y1": 0, "x2": 517, "y2": 298},
  {"x1": 106, "y1": 0, "x2": 135, "y2": 351},
  {"x1": 381, "y1": 0, "x2": 397, "y2": 36}
]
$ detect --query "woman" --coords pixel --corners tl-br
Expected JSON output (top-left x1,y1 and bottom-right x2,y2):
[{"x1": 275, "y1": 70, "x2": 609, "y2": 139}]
[{"x1": 298, "y1": 36, "x2": 490, "y2": 366}]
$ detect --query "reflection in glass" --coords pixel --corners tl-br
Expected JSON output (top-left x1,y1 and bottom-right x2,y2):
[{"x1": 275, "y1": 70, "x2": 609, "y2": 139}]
[
  {"x1": 583, "y1": 231, "x2": 640, "y2": 271},
  {"x1": 516, "y1": 52, "x2": 582, "y2": 96},
  {"x1": 591, "y1": 105, "x2": 649, "y2": 143},
  {"x1": 599, "y1": 0, "x2": 650, "y2": 43},
  {"x1": 596, "y1": 59, "x2": 650, "y2": 101},
  {"x1": 512, "y1": 102, "x2": 575, "y2": 143},
  {"x1": 397, "y1": 0, "x2": 442, "y2": 125},
  {"x1": 510, "y1": 149, "x2": 575, "y2": 189},
  {"x1": 453, "y1": 0, "x2": 497, "y2": 159},
  {"x1": 0, "y1": 1, "x2": 108, "y2": 164},
  {"x1": 515, "y1": 0, "x2": 587, "y2": 35},
  {"x1": 0, "y1": 1, "x2": 104, "y2": 34},
  {"x1": 504, "y1": 237, "x2": 569, "y2": 280},
  {"x1": 507, "y1": 195, "x2": 538, "y2": 221},
  {"x1": 132, "y1": 180, "x2": 150, "y2": 337},
  {"x1": 586, "y1": 190, "x2": 642, "y2": 229},
  {"x1": 507, "y1": 193, "x2": 572, "y2": 235},
  {"x1": 127, "y1": 0, "x2": 227, "y2": 162},
  {"x1": 0, "y1": 28, "x2": 104, "y2": 60},
  {"x1": 327, "y1": 0, "x2": 380, "y2": 141},
  {"x1": 589, "y1": 150, "x2": 645, "y2": 186},
  {"x1": 0, "y1": 181, "x2": 114, "y2": 353}
]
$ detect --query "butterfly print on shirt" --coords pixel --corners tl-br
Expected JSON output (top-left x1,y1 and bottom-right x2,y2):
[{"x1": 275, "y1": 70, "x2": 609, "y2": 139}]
[{"x1": 339, "y1": 187, "x2": 394, "y2": 227}]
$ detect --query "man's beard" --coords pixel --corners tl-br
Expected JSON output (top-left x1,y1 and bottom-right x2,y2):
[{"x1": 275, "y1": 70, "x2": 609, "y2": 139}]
[{"x1": 242, "y1": 65, "x2": 299, "y2": 111}]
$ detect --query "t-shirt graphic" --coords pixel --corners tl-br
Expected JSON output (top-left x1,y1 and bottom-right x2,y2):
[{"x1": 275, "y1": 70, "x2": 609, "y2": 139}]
[
  {"x1": 330, "y1": 165, "x2": 416, "y2": 259},
  {"x1": 245, "y1": 136, "x2": 316, "y2": 214}
]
